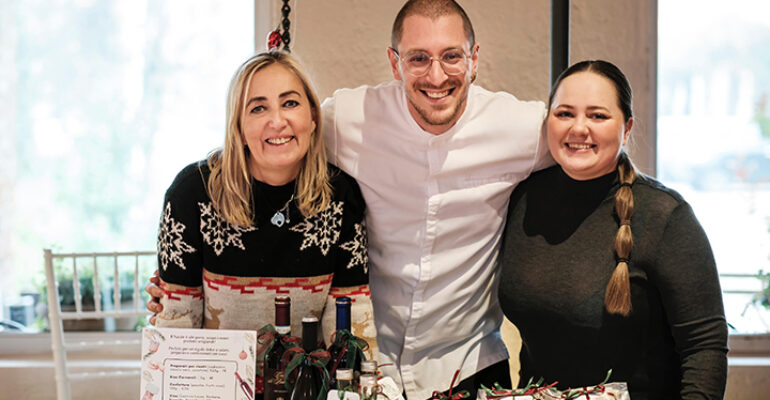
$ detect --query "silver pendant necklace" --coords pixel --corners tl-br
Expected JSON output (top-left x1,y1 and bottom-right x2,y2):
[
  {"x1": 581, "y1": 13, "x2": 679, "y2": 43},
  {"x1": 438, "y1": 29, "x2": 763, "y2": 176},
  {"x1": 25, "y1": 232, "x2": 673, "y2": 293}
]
[{"x1": 269, "y1": 194, "x2": 294, "y2": 227}]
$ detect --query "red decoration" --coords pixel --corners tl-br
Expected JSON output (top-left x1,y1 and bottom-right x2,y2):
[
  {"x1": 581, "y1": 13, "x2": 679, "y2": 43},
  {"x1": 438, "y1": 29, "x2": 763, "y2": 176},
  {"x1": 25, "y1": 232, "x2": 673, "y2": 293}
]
[
  {"x1": 267, "y1": 30, "x2": 282, "y2": 51},
  {"x1": 431, "y1": 370, "x2": 470, "y2": 400}
]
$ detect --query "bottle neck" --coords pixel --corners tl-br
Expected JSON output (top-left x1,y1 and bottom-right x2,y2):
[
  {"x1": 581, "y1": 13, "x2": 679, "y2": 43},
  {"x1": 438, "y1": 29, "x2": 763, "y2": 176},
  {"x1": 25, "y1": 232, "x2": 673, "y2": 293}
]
[
  {"x1": 336, "y1": 304, "x2": 351, "y2": 331},
  {"x1": 302, "y1": 319, "x2": 318, "y2": 352},
  {"x1": 335, "y1": 296, "x2": 352, "y2": 331},
  {"x1": 275, "y1": 299, "x2": 290, "y2": 334}
]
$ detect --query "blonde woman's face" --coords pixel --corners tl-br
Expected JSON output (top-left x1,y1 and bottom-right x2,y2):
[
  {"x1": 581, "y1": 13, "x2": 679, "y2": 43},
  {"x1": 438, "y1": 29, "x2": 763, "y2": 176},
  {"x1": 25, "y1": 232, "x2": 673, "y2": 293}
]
[
  {"x1": 547, "y1": 71, "x2": 632, "y2": 181},
  {"x1": 241, "y1": 63, "x2": 315, "y2": 184}
]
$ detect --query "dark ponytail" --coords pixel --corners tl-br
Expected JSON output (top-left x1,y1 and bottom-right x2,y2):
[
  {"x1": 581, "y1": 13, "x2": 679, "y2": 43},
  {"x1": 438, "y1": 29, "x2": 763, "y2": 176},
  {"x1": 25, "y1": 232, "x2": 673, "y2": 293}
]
[{"x1": 605, "y1": 152, "x2": 637, "y2": 316}]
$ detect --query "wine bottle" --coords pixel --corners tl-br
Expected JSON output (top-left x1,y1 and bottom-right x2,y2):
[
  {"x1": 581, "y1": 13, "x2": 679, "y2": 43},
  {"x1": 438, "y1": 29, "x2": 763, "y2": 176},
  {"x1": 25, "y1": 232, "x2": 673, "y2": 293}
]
[
  {"x1": 289, "y1": 316, "x2": 323, "y2": 400},
  {"x1": 265, "y1": 295, "x2": 291, "y2": 400},
  {"x1": 328, "y1": 296, "x2": 360, "y2": 386}
]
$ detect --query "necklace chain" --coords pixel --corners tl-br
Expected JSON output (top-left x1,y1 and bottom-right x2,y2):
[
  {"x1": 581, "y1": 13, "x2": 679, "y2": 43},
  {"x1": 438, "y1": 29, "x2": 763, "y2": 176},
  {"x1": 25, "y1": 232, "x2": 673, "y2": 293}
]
[
  {"x1": 269, "y1": 193, "x2": 294, "y2": 227},
  {"x1": 256, "y1": 182, "x2": 295, "y2": 228}
]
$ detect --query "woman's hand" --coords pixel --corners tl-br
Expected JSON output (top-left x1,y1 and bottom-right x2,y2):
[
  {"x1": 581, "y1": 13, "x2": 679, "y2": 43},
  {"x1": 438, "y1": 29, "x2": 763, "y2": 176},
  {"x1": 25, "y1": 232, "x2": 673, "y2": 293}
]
[{"x1": 145, "y1": 269, "x2": 164, "y2": 325}]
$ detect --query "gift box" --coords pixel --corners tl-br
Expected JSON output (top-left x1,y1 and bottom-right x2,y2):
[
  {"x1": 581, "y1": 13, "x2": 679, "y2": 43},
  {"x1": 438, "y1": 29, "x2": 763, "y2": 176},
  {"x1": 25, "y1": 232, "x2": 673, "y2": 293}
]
[{"x1": 475, "y1": 382, "x2": 629, "y2": 400}]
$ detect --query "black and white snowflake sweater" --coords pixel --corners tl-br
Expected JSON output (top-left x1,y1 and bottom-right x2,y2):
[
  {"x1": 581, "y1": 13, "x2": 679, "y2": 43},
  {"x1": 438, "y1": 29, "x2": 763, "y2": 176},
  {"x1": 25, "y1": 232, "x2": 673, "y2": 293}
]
[{"x1": 155, "y1": 160, "x2": 376, "y2": 353}]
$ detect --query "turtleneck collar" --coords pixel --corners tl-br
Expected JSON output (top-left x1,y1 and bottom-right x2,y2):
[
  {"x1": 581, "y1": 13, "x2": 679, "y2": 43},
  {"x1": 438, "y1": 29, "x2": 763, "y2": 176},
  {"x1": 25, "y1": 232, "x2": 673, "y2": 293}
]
[
  {"x1": 552, "y1": 166, "x2": 618, "y2": 200},
  {"x1": 521, "y1": 166, "x2": 618, "y2": 244}
]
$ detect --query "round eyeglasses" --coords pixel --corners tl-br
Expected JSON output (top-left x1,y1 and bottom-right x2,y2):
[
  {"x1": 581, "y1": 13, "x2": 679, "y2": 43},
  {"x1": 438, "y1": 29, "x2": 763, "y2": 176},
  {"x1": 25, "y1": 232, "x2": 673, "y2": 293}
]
[{"x1": 392, "y1": 48, "x2": 471, "y2": 77}]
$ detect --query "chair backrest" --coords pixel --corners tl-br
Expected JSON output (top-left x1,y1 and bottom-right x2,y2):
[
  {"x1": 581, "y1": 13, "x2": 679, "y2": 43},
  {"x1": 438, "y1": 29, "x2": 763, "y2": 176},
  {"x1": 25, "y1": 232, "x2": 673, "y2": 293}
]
[{"x1": 44, "y1": 248, "x2": 155, "y2": 400}]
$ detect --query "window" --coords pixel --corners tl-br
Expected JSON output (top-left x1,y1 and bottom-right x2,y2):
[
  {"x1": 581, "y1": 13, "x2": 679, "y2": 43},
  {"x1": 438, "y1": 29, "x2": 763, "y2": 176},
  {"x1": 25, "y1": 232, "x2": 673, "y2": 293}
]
[
  {"x1": 0, "y1": 0, "x2": 254, "y2": 331},
  {"x1": 658, "y1": 0, "x2": 770, "y2": 333}
]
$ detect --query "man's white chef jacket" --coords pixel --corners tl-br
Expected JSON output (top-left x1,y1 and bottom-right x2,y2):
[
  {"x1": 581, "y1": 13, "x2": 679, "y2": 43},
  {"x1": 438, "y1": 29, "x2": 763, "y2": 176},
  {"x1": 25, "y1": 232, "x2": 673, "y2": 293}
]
[{"x1": 322, "y1": 81, "x2": 550, "y2": 399}]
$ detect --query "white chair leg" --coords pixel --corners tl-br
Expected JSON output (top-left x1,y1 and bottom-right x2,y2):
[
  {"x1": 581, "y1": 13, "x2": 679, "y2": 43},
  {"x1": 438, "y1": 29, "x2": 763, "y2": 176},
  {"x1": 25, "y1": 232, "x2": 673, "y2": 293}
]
[{"x1": 45, "y1": 248, "x2": 72, "y2": 400}]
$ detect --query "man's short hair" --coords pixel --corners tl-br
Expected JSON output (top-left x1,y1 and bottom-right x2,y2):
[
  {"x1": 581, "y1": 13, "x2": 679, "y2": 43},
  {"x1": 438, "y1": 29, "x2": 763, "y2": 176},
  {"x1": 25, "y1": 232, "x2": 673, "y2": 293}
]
[{"x1": 391, "y1": 0, "x2": 476, "y2": 50}]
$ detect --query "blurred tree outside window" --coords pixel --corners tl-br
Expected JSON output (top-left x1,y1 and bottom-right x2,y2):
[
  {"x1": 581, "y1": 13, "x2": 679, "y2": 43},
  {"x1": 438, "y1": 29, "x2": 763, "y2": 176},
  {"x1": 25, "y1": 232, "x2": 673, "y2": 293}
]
[
  {"x1": 0, "y1": 0, "x2": 254, "y2": 330},
  {"x1": 658, "y1": 0, "x2": 770, "y2": 333}
]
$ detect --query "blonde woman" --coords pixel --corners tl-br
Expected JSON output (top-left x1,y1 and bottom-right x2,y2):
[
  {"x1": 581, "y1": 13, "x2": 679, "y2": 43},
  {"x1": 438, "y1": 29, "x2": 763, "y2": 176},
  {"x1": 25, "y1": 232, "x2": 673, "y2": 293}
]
[
  {"x1": 499, "y1": 60, "x2": 727, "y2": 399},
  {"x1": 153, "y1": 51, "x2": 376, "y2": 358}
]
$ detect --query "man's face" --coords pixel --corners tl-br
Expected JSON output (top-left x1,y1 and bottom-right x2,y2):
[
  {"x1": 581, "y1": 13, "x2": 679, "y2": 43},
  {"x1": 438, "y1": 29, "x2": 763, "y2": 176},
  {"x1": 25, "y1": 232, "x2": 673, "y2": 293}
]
[{"x1": 388, "y1": 14, "x2": 478, "y2": 135}]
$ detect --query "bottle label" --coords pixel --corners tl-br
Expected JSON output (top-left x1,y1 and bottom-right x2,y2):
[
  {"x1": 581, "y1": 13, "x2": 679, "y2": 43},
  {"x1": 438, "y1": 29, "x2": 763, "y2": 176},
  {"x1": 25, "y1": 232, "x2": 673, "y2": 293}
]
[
  {"x1": 264, "y1": 367, "x2": 289, "y2": 400},
  {"x1": 327, "y1": 389, "x2": 361, "y2": 400},
  {"x1": 378, "y1": 377, "x2": 405, "y2": 400},
  {"x1": 275, "y1": 325, "x2": 291, "y2": 335}
]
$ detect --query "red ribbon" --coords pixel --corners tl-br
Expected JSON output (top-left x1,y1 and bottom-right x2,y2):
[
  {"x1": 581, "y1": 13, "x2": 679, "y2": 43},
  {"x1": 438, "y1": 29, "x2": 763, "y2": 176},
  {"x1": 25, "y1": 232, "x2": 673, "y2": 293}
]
[
  {"x1": 256, "y1": 325, "x2": 302, "y2": 394},
  {"x1": 431, "y1": 370, "x2": 470, "y2": 400},
  {"x1": 256, "y1": 327, "x2": 278, "y2": 356}
]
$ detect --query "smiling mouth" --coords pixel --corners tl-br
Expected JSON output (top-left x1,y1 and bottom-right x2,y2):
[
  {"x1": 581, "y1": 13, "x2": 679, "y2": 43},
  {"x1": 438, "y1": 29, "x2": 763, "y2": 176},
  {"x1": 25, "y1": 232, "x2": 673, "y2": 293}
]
[
  {"x1": 266, "y1": 136, "x2": 294, "y2": 145},
  {"x1": 566, "y1": 143, "x2": 595, "y2": 150},
  {"x1": 421, "y1": 88, "x2": 454, "y2": 100}
]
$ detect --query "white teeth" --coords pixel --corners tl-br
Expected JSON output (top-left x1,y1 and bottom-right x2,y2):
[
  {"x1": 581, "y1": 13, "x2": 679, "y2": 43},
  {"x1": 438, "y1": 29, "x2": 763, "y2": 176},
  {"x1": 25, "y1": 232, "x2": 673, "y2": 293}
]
[
  {"x1": 567, "y1": 143, "x2": 592, "y2": 150},
  {"x1": 424, "y1": 90, "x2": 449, "y2": 99},
  {"x1": 266, "y1": 137, "x2": 292, "y2": 145}
]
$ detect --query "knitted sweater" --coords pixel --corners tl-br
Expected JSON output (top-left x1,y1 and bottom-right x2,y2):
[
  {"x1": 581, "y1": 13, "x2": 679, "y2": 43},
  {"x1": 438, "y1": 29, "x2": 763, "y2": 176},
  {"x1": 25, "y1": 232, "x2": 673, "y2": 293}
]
[
  {"x1": 499, "y1": 166, "x2": 728, "y2": 399},
  {"x1": 155, "y1": 161, "x2": 375, "y2": 353}
]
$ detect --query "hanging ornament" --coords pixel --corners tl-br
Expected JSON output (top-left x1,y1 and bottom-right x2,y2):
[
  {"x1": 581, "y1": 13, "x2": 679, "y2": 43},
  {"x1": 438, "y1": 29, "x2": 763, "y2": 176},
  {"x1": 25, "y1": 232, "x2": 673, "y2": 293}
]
[
  {"x1": 280, "y1": 0, "x2": 292, "y2": 52},
  {"x1": 266, "y1": 28, "x2": 283, "y2": 51},
  {"x1": 266, "y1": 0, "x2": 292, "y2": 52}
]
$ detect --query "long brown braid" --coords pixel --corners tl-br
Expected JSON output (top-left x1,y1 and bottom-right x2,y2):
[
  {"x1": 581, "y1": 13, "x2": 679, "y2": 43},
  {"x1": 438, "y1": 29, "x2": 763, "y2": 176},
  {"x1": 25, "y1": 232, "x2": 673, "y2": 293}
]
[
  {"x1": 549, "y1": 60, "x2": 635, "y2": 316},
  {"x1": 605, "y1": 152, "x2": 637, "y2": 316}
]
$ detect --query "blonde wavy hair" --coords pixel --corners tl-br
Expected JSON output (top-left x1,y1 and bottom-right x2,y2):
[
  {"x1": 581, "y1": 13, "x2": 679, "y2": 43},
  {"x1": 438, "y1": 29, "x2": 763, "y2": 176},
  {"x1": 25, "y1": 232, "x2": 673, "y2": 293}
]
[{"x1": 205, "y1": 50, "x2": 331, "y2": 227}]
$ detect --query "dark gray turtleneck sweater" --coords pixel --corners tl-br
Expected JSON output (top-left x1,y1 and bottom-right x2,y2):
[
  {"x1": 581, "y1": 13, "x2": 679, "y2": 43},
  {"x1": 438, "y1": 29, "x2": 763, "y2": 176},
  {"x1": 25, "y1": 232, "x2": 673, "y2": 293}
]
[{"x1": 499, "y1": 165, "x2": 728, "y2": 399}]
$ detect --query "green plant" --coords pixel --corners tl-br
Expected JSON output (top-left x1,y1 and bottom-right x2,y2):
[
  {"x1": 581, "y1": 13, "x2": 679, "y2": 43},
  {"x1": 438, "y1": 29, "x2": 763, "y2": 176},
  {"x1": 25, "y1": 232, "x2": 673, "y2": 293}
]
[
  {"x1": 134, "y1": 315, "x2": 149, "y2": 331},
  {"x1": 755, "y1": 94, "x2": 770, "y2": 139},
  {"x1": 753, "y1": 221, "x2": 770, "y2": 310},
  {"x1": 755, "y1": 270, "x2": 770, "y2": 309}
]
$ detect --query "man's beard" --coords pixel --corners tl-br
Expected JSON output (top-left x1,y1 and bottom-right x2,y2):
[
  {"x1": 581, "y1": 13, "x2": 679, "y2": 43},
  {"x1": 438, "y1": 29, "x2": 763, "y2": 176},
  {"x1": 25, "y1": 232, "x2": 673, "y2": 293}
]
[{"x1": 408, "y1": 78, "x2": 469, "y2": 127}]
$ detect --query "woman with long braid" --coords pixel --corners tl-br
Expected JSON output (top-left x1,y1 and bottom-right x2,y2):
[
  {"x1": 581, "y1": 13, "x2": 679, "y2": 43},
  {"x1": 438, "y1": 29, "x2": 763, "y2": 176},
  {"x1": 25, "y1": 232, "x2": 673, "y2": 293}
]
[{"x1": 498, "y1": 60, "x2": 727, "y2": 399}]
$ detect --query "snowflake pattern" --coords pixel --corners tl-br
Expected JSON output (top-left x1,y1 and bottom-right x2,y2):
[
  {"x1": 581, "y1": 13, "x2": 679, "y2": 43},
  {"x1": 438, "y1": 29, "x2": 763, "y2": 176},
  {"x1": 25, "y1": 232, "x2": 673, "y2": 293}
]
[
  {"x1": 198, "y1": 202, "x2": 256, "y2": 256},
  {"x1": 158, "y1": 202, "x2": 197, "y2": 270},
  {"x1": 340, "y1": 221, "x2": 369, "y2": 273},
  {"x1": 290, "y1": 201, "x2": 344, "y2": 256}
]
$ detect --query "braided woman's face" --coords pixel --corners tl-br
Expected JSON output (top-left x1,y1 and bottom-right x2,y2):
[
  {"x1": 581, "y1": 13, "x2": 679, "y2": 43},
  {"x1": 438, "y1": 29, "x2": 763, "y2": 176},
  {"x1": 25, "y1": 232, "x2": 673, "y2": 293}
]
[{"x1": 546, "y1": 71, "x2": 632, "y2": 181}]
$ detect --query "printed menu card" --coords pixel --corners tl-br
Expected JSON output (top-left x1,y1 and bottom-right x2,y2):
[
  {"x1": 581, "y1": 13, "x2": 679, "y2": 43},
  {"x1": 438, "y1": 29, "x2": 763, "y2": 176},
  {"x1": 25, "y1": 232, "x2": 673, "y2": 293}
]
[{"x1": 140, "y1": 326, "x2": 257, "y2": 400}]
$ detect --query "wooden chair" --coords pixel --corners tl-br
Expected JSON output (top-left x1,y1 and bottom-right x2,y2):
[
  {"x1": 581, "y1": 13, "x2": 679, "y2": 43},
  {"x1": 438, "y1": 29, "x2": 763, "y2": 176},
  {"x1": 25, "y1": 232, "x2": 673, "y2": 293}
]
[{"x1": 43, "y1": 249, "x2": 154, "y2": 400}]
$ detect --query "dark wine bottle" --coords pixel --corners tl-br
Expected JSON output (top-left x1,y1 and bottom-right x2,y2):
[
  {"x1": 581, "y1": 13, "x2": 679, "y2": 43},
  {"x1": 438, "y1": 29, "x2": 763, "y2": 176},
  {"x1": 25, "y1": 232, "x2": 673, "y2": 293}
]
[
  {"x1": 265, "y1": 295, "x2": 291, "y2": 400},
  {"x1": 289, "y1": 316, "x2": 323, "y2": 400},
  {"x1": 328, "y1": 296, "x2": 361, "y2": 386}
]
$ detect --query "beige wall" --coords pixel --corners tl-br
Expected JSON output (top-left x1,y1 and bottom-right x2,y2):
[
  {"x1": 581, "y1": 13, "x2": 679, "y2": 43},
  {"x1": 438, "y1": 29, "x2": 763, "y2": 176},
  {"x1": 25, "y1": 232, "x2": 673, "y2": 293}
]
[
  {"x1": 258, "y1": 0, "x2": 656, "y2": 174},
  {"x1": 571, "y1": 0, "x2": 658, "y2": 175},
  {"x1": 261, "y1": 1, "x2": 552, "y2": 103},
  {"x1": 256, "y1": 0, "x2": 657, "y2": 386}
]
